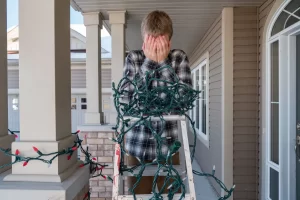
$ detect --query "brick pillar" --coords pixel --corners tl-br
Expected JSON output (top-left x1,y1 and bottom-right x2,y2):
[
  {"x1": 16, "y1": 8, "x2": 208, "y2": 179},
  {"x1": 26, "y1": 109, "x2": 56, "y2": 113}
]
[{"x1": 79, "y1": 127, "x2": 115, "y2": 200}]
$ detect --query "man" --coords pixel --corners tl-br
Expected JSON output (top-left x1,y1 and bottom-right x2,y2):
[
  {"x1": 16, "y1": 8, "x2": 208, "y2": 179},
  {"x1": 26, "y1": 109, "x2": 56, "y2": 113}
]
[{"x1": 121, "y1": 10, "x2": 192, "y2": 194}]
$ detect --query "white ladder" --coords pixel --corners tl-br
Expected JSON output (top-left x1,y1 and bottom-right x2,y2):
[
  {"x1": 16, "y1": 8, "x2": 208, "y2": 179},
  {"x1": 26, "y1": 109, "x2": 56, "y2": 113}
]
[{"x1": 112, "y1": 115, "x2": 196, "y2": 200}]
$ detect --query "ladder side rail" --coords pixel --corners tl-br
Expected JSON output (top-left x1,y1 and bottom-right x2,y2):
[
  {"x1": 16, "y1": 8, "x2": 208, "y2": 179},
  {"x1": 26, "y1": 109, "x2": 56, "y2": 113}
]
[{"x1": 180, "y1": 120, "x2": 196, "y2": 200}]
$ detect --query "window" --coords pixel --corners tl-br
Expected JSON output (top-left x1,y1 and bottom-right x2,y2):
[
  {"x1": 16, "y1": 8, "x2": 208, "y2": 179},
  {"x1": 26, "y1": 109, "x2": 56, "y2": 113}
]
[
  {"x1": 12, "y1": 98, "x2": 19, "y2": 111},
  {"x1": 71, "y1": 98, "x2": 77, "y2": 110},
  {"x1": 191, "y1": 59, "x2": 209, "y2": 145},
  {"x1": 270, "y1": 41, "x2": 279, "y2": 165},
  {"x1": 271, "y1": 0, "x2": 300, "y2": 36},
  {"x1": 81, "y1": 98, "x2": 87, "y2": 110},
  {"x1": 267, "y1": 40, "x2": 280, "y2": 200}
]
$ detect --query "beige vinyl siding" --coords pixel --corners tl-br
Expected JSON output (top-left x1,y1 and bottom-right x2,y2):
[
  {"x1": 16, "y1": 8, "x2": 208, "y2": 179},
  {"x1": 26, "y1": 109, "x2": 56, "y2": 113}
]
[
  {"x1": 71, "y1": 69, "x2": 86, "y2": 88},
  {"x1": 8, "y1": 68, "x2": 112, "y2": 89},
  {"x1": 102, "y1": 68, "x2": 112, "y2": 88},
  {"x1": 189, "y1": 14, "x2": 223, "y2": 195},
  {"x1": 233, "y1": 7, "x2": 259, "y2": 200},
  {"x1": 7, "y1": 70, "x2": 19, "y2": 89},
  {"x1": 259, "y1": 1, "x2": 275, "y2": 116}
]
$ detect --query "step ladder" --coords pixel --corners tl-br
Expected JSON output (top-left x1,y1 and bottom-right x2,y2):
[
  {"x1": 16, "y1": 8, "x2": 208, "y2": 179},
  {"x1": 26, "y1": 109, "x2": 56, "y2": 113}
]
[{"x1": 112, "y1": 115, "x2": 196, "y2": 200}]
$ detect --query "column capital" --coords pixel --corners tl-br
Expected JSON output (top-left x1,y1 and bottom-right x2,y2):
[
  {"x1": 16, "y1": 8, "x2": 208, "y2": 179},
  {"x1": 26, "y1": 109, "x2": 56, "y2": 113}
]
[
  {"x1": 108, "y1": 10, "x2": 127, "y2": 24},
  {"x1": 83, "y1": 12, "x2": 103, "y2": 26}
]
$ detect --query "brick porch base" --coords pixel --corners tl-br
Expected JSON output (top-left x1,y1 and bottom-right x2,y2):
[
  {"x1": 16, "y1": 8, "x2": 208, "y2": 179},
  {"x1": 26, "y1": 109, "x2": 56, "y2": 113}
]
[{"x1": 79, "y1": 127, "x2": 115, "y2": 200}]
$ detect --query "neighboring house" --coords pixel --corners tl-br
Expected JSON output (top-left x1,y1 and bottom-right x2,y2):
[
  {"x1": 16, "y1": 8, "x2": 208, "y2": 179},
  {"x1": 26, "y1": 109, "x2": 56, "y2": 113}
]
[{"x1": 6, "y1": 25, "x2": 112, "y2": 133}]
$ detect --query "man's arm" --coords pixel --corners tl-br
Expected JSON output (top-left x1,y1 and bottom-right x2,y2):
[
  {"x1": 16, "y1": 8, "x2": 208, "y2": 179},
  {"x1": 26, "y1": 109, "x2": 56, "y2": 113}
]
[
  {"x1": 119, "y1": 53, "x2": 136, "y2": 105},
  {"x1": 158, "y1": 50, "x2": 192, "y2": 87},
  {"x1": 176, "y1": 50, "x2": 192, "y2": 87}
]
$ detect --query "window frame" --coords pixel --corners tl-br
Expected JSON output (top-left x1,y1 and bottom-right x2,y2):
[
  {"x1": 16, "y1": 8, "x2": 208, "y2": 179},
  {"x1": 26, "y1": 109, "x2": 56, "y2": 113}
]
[{"x1": 190, "y1": 53, "x2": 210, "y2": 148}]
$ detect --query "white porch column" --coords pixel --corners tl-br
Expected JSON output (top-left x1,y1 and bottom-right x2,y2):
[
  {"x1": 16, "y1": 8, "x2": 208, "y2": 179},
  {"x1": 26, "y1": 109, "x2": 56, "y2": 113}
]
[
  {"x1": 108, "y1": 11, "x2": 127, "y2": 124},
  {"x1": 3, "y1": 0, "x2": 79, "y2": 183},
  {"x1": 0, "y1": 0, "x2": 14, "y2": 174},
  {"x1": 83, "y1": 12, "x2": 104, "y2": 125}
]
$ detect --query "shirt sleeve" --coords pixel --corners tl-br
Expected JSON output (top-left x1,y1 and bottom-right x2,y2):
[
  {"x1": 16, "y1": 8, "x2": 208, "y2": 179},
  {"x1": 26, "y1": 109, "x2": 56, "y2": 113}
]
[
  {"x1": 119, "y1": 53, "x2": 136, "y2": 105},
  {"x1": 176, "y1": 51, "x2": 193, "y2": 88}
]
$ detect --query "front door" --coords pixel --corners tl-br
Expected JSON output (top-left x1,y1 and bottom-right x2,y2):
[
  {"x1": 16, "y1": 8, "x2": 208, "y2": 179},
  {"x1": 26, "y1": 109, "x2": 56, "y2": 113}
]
[
  {"x1": 7, "y1": 94, "x2": 20, "y2": 139},
  {"x1": 71, "y1": 95, "x2": 87, "y2": 132},
  {"x1": 296, "y1": 34, "x2": 300, "y2": 200}
]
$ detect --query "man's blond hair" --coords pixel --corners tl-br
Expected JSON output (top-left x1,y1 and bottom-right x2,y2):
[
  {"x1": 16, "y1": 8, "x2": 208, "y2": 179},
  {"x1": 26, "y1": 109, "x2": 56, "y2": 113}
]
[{"x1": 141, "y1": 10, "x2": 173, "y2": 40}]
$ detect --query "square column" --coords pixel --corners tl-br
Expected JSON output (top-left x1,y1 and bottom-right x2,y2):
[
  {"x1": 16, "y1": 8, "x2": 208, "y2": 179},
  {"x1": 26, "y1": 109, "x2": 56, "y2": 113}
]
[
  {"x1": 3, "y1": 0, "x2": 80, "y2": 183},
  {"x1": 108, "y1": 11, "x2": 127, "y2": 124},
  {"x1": 0, "y1": 0, "x2": 15, "y2": 174},
  {"x1": 83, "y1": 12, "x2": 104, "y2": 124}
]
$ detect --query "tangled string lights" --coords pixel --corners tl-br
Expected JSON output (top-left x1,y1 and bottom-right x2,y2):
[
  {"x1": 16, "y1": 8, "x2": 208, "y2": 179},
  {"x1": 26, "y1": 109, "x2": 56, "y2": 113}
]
[{"x1": 111, "y1": 65, "x2": 235, "y2": 200}]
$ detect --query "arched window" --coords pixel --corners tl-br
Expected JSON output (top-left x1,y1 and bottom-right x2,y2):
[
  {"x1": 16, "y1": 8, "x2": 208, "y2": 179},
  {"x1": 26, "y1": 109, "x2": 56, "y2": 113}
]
[{"x1": 271, "y1": 0, "x2": 300, "y2": 36}]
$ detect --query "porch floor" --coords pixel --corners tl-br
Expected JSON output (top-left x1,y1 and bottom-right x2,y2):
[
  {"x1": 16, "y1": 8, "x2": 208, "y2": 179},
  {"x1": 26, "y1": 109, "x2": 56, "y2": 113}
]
[{"x1": 193, "y1": 161, "x2": 219, "y2": 200}]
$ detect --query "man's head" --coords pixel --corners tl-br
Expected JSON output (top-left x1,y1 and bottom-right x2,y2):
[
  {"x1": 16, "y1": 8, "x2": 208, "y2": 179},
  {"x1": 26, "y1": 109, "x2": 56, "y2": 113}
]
[{"x1": 141, "y1": 10, "x2": 173, "y2": 41}]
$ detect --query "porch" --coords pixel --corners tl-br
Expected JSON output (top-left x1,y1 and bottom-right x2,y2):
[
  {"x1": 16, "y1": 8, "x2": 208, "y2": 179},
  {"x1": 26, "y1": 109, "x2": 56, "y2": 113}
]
[{"x1": 0, "y1": 0, "x2": 285, "y2": 199}]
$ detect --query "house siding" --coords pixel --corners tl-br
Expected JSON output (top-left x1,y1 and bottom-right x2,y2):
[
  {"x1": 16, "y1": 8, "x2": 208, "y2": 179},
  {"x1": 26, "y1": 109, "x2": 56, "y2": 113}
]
[
  {"x1": 189, "y1": 15, "x2": 223, "y2": 195},
  {"x1": 8, "y1": 67, "x2": 112, "y2": 89},
  {"x1": 233, "y1": 7, "x2": 259, "y2": 200},
  {"x1": 7, "y1": 70, "x2": 18, "y2": 89},
  {"x1": 259, "y1": 1, "x2": 275, "y2": 114}
]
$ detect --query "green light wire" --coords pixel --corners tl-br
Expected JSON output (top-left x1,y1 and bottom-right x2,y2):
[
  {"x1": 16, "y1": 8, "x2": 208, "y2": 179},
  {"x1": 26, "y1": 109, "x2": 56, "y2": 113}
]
[{"x1": 111, "y1": 65, "x2": 235, "y2": 200}]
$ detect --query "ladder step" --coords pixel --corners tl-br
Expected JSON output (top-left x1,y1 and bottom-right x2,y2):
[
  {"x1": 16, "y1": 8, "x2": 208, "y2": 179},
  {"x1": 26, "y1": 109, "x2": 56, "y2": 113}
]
[
  {"x1": 117, "y1": 194, "x2": 191, "y2": 200},
  {"x1": 123, "y1": 165, "x2": 185, "y2": 176}
]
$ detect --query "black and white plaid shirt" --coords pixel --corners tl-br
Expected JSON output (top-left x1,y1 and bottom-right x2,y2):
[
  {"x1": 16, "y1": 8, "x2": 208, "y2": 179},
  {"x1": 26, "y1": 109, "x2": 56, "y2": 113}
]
[{"x1": 121, "y1": 49, "x2": 192, "y2": 161}]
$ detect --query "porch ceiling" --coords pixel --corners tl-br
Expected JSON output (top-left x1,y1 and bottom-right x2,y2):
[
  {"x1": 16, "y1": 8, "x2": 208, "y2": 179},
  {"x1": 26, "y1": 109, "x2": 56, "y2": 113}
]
[{"x1": 72, "y1": 0, "x2": 265, "y2": 56}]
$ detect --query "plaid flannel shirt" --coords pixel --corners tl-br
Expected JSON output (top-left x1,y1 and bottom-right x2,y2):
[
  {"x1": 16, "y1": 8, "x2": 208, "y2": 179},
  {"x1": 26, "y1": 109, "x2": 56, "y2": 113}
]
[{"x1": 121, "y1": 49, "x2": 192, "y2": 161}]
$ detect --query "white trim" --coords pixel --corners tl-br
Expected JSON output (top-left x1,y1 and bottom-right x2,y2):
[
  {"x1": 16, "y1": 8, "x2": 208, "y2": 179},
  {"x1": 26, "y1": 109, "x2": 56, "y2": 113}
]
[
  {"x1": 283, "y1": 9, "x2": 300, "y2": 20},
  {"x1": 8, "y1": 89, "x2": 19, "y2": 94},
  {"x1": 287, "y1": 34, "x2": 297, "y2": 200},
  {"x1": 191, "y1": 57, "x2": 210, "y2": 148},
  {"x1": 221, "y1": 7, "x2": 233, "y2": 196}
]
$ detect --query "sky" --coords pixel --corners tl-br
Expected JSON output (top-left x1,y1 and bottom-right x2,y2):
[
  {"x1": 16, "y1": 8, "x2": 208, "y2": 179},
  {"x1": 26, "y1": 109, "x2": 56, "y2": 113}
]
[{"x1": 7, "y1": 0, "x2": 84, "y2": 29}]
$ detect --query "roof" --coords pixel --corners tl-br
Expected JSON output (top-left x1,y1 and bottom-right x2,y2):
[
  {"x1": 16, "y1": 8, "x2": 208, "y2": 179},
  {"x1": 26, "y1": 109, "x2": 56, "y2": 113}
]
[
  {"x1": 71, "y1": 0, "x2": 266, "y2": 55},
  {"x1": 7, "y1": 24, "x2": 111, "y2": 60}
]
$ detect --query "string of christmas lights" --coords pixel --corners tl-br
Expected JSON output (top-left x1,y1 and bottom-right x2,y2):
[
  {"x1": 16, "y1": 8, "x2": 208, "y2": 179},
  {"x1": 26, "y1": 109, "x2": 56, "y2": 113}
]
[
  {"x1": 0, "y1": 130, "x2": 113, "y2": 200},
  {"x1": 111, "y1": 65, "x2": 235, "y2": 200}
]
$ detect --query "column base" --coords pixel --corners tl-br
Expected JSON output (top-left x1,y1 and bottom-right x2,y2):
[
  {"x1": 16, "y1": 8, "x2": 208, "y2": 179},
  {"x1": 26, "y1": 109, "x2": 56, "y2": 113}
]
[
  {"x1": 109, "y1": 112, "x2": 118, "y2": 125},
  {"x1": 85, "y1": 112, "x2": 104, "y2": 124},
  {"x1": 6, "y1": 135, "x2": 78, "y2": 182},
  {"x1": 3, "y1": 161, "x2": 81, "y2": 182},
  {"x1": 0, "y1": 164, "x2": 90, "y2": 200},
  {"x1": 0, "y1": 135, "x2": 15, "y2": 174}
]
